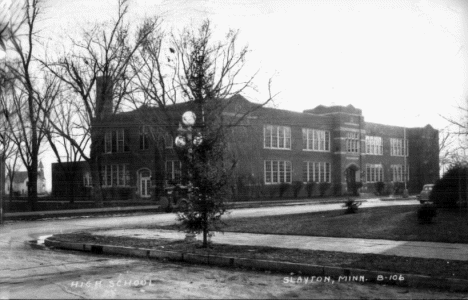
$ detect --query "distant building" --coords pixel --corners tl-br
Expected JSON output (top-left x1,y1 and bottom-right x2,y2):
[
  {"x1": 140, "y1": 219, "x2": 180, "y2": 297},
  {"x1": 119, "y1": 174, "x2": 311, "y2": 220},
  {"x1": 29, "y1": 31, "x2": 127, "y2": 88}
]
[{"x1": 5, "y1": 161, "x2": 46, "y2": 195}]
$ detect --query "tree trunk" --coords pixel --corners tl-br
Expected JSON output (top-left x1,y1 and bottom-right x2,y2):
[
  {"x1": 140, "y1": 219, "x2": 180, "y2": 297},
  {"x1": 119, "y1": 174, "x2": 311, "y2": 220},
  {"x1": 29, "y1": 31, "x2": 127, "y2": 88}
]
[
  {"x1": 9, "y1": 177, "x2": 14, "y2": 204},
  {"x1": 90, "y1": 158, "x2": 104, "y2": 207},
  {"x1": 27, "y1": 165, "x2": 37, "y2": 211},
  {"x1": 89, "y1": 121, "x2": 104, "y2": 207}
]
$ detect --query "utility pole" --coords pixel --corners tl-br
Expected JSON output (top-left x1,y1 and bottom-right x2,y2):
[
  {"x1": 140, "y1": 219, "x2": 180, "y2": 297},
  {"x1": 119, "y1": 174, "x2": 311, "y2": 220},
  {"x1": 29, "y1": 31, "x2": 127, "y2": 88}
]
[{"x1": 403, "y1": 127, "x2": 409, "y2": 198}]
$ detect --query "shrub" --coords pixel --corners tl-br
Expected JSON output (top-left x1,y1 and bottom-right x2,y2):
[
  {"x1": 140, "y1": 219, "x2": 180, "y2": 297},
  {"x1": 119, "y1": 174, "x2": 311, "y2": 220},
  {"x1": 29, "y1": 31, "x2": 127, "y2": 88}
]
[
  {"x1": 292, "y1": 181, "x2": 303, "y2": 198},
  {"x1": 393, "y1": 182, "x2": 405, "y2": 195},
  {"x1": 374, "y1": 182, "x2": 385, "y2": 195},
  {"x1": 430, "y1": 163, "x2": 468, "y2": 209},
  {"x1": 417, "y1": 204, "x2": 437, "y2": 224},
  {"x1": 279, "y1": 183, "x2": 291, "y2": 198},
  {"x1": 319, "y1": 182, "x2": 331, "y2": 197},
  {"x1": 384, "y1": 182, "x2": 394, "y2": 196},
  {"x1": 306, "y1": 181, "x2": 316, "y2": 197},
  {"x1": 333, "y1": 183, "x2": 342, "y2": 196},
  {"x1": 354, "y1": 182, "x2": 363, "y2": 196},
  {"x1": 343, "y1": 198, "x2": 361, "y2": 214}
]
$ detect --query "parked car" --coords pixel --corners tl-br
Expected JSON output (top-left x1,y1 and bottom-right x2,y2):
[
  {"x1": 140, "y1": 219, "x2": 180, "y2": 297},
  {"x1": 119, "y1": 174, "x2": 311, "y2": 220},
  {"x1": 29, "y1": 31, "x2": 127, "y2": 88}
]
[
  {"x1": 159, "y1": 184, "x2": 193, "y2": 212},
  {"x1": 418, "y1": 184, "x2": 434, "y2": 204}
]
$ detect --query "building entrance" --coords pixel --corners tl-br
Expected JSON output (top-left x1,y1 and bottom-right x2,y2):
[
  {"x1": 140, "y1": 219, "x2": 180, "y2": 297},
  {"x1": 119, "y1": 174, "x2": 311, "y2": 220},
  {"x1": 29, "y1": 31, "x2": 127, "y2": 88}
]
[
  {"x1": 139, "y1": 169, "x2": 151, "y2": 198},
  {"x1": 345, "y1": 165, "x2": 359, "y2": 196}
]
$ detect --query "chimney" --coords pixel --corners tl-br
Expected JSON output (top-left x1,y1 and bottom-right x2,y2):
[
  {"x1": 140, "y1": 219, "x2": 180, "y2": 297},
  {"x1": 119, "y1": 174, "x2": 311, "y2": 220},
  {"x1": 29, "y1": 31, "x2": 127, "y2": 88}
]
[{"x1": 96, "y1": 76, "x2": 113, "y2": 118}]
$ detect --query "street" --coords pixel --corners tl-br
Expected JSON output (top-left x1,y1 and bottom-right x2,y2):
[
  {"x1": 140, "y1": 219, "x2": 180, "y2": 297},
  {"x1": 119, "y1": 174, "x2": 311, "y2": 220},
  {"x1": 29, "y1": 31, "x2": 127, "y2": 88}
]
[{"x1": 1, "y1": 200, "x2": 464, "y2": 299}]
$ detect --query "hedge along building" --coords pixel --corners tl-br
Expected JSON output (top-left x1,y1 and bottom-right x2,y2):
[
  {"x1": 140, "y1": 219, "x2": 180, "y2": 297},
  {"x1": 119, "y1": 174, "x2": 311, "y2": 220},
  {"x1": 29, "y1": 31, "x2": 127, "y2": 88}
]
[{"x1": 74, "y1": 74, "x2": 440, "y2": 201}]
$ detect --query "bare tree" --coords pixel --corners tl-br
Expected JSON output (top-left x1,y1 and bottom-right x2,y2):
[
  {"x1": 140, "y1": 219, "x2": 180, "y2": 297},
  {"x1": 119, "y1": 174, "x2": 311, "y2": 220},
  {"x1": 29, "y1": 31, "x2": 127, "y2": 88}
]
[
  {"x1": 41, "y1": 0, "x2": 157, "y2": 206},
  {"x1": 1, "y1": 76, "x2": 20, "y2": 203},
  {"x1": 440, "y1": 98, "x2": 468, "y2": 172},
  {"x1": 3, "y1": 0, "x2": 60, "y2": 210},
  {"x1": 42, "y1": 92, "x2": 89, "y2": 203}
]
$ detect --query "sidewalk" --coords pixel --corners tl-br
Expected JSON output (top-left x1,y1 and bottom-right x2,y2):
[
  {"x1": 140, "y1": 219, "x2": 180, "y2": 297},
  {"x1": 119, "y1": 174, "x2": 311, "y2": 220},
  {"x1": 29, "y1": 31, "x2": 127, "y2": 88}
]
[
  {"x1": 91, "y1": 228, "x2": 468, "y2": 261},
  {"x1": 4, "y1": 197, "x2": 373, "y2": 220}
]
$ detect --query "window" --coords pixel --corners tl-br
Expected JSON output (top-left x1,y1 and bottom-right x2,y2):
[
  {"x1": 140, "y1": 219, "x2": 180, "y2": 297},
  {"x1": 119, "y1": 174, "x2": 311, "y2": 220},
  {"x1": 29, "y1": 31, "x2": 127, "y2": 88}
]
[
  {"x1": 101, "y1": 164, "x2": 130, "y2": 187},
  {"x1": 166, "y1": 160, "x2": 182, "y2": 184},
  {"x1": 83, "y1": 173, "x2": 92, "y2": 187},
  {"x1": 346, "y1": 132, "x2": 360, "y2": 153},
  {"x1": 302, "y1": 161, "x2": 331, "y2": 183},
  {"x1": 390, "y1": 138, "x2": 408, "y2": 157},
  {"x1": 105, "y1": 131, "x2": 112, "y2": 153},
  {"x1": 264, "y1": 125, "x2": 291, "y2": 149},
  {"x1": 366, "y1": 164, "x2": 383, "y2": 182},
  {"x1": 302, "y1": 129, "x2": 330, "y2": 151},
  {"x1": 391, "y1": 164, "x2": 409, "y2": 182},
  {"x1": 264, "y1": 160, "x2": 291, "y2": 184},
  {"x1": 140, "y1": 126, "x2": 149, "y2": 150},
  {"x1": 104, "y1": 129, "x2": 128, "y2": 153},
  {"x1": 365, "y1": 136, "x2": 383, "y2": 155},
  {"x1": 165, "y1": 133, "x2": 174, "y2": 149}
]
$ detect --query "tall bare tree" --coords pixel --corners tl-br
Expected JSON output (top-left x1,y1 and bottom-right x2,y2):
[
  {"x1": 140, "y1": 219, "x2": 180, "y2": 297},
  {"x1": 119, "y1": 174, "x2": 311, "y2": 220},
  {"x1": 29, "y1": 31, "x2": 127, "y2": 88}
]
[
  {"x1": 3, "y1": 0, "x2": 59, "y2": 210},
  {"x1": 441, "y1": 98, "x2": 468, "y2": 171},
  {"x1": 41, "y1": 0, "x2": 157, "y2": 205},
  {"x1": 42, "y1": 92, "x2": 88, "y2": 203}
]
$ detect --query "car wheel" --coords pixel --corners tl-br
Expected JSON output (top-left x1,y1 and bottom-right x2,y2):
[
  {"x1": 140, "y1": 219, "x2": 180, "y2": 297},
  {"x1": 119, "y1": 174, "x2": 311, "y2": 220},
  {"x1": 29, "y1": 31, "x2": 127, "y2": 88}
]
[{"x1": 178, "y1": 199, "x2": 189, "y2": 212}]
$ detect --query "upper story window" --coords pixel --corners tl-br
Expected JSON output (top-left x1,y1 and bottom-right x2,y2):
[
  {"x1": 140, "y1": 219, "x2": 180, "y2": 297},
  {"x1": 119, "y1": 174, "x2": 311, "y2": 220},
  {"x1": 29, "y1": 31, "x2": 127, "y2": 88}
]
[
  {"x1": 264, "y1": 125, "x2": 291, "y2": 150},
  {"x1": 165, "y1": 133, "x2": 174, "y2": 149},
  {"x1": 365, "y1": 136, "x2": 383, "y2": 155},
  {"x1": 139, "y1": 126, "x2": 149, "y2": 150},
  {"x1": 83, "y1": 172, "x2": 92, "y2": 187},
  {"x1": 366, "y1": 164, "x2": 383, "y2": 183},
  {"x1": 302, "y1": 129, "x2": 330, "y2": 152},
  {"x1": 346, "y1": 132, "x2": 360, "y2": 153},
  {"x1": 390, "y1": 138, "x2": 408, "y2": 156},
  {"x1": 104, "y1": 129, "x2": 129, "y2": 153}
]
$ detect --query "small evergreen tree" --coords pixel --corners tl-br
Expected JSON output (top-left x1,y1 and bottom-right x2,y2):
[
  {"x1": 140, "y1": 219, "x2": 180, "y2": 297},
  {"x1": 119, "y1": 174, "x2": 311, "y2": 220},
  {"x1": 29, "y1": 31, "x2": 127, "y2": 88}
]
[{"x1": 430, "y1": 163, "x2": 468, "y2": 209}]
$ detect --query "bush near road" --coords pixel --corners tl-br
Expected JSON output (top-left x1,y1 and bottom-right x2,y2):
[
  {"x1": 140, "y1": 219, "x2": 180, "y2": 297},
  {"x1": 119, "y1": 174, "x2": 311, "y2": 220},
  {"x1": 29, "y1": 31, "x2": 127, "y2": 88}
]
[{"x1": 430, "y1": 163, "x2": 468, "y2": 209}]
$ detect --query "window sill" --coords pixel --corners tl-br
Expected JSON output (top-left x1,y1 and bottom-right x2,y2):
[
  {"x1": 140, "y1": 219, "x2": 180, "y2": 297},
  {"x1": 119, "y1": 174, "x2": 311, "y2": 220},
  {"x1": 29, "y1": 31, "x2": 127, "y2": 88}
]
[
  {"x1": 263, "y1": 147, "x2": 291, "y2": 151},
  {"x1": 302, "y1": 149, "x2": 330, "y2": 153}
]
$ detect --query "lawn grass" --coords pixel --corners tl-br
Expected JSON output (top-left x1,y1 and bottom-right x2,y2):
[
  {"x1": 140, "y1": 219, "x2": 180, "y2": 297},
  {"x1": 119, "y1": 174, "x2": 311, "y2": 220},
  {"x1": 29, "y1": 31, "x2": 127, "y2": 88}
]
[
  {"x1": 217, "y1": 205, "x2": 468, "y2": 243},
  {"x1": 52, "y1": 232, "x2": 468, "y2": 280}
]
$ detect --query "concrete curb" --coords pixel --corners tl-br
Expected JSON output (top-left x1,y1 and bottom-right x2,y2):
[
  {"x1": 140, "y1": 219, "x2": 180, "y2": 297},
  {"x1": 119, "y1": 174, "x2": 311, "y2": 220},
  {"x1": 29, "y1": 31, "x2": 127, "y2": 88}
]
[
  {"x1": 44, "y1": 237, "x2": 468, "y2": 292},
  {"x1": 5, "y1": 205, "x2": 161, "y2": 220}
]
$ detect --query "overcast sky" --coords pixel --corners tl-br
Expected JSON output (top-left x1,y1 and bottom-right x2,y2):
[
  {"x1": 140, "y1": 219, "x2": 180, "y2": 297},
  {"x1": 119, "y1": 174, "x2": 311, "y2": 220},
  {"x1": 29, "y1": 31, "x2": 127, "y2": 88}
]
[
  {"x1": 39, "y1": 0, "x2": 468, "y2": 128},
  {"x1": 3, "y1": 0, "x2": 468, "y2": 190}
]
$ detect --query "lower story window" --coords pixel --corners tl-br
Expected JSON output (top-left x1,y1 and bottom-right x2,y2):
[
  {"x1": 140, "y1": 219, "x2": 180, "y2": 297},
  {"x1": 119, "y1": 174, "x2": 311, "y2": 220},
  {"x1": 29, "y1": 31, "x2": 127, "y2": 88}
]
[
  {"x1": 391, "y1": 164, "x2": 409, "y2": 182},
  {"x1": 302, "y1": 161, "x2": 331, "y2": 183},
  {"x1": 166, "y1": 160, "x2": 182, "y2": 184},
  {"x1": 366, "y1": 164, "x2": 383, "y2": 183},
  {"x1": 264, "y1": 160, "x2": 291, "y2": 184},
  {"x1": 101, "y1": 164, "x2": 130, "y2": 187}
]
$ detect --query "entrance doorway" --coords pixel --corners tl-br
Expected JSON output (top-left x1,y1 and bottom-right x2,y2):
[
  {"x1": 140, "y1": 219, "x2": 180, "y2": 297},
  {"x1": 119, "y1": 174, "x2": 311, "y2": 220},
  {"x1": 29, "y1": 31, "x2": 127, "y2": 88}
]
[
  {"x1": 345, "y1": 165, "x2": 359, "y2": 195},
  {"x1": 139, "y1": 169, "x2": 151, "y2": 198}
]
